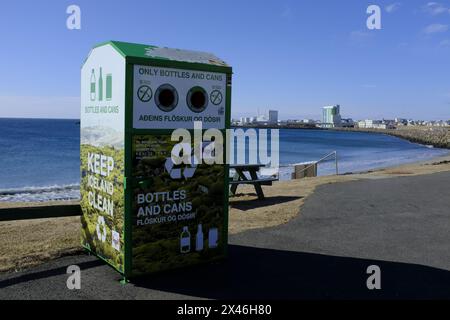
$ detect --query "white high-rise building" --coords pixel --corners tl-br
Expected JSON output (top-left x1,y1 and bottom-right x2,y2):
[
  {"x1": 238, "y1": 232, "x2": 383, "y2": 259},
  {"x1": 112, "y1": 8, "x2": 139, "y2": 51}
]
[{"x1": 322, "y1": 105, "x2": 342, "y2": 128}]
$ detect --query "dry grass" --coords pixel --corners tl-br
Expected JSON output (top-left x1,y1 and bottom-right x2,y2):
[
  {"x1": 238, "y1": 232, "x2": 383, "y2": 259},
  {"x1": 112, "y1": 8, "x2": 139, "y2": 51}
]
[{"x1": 0, "y1": 217, "x2": 81, "y2": 272}]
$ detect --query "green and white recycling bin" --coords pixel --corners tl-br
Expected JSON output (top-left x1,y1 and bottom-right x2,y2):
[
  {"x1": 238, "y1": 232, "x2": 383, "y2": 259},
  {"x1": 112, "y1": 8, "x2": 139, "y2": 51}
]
[{"x1": 80, "y1": 41, "x2": 232, "y2": 278}]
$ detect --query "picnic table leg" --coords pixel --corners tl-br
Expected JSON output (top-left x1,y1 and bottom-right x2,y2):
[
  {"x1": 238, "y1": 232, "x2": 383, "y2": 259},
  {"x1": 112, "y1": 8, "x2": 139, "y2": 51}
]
[
  {"x1": 249, "y1": 170, "x2": 265, "y2": 200},
  {"x1": 230, "y1": 169, "x2": 246, "y2": 195},
  {"x1": 230, "y1": 183, "x2": 238, "y2": 195}
]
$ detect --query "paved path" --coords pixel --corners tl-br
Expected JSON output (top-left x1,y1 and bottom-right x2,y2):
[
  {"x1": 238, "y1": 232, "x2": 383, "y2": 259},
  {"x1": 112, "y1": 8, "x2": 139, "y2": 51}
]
[{"x1": 1, "y1": 172, "x2": 450, "y2": 299}]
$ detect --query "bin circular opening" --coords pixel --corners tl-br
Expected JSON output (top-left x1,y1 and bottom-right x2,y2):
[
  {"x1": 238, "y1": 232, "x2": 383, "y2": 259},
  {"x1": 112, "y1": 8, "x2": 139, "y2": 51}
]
[
  {"x1": 187, "y1": 87, "x2": 208, "y2": 113},
  {"x1": 155, "y1": 84, "x2": 178, "y2": 112}
]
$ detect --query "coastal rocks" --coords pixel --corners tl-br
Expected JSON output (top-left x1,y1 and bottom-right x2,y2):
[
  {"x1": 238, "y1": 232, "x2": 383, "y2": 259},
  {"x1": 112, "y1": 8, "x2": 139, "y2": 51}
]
[
  {"x1": 338, "y1": 127, "x2": 450, "y2": 149},
  {"x1": 384, "y1": 128, "x2": 450, "y2": 149}
]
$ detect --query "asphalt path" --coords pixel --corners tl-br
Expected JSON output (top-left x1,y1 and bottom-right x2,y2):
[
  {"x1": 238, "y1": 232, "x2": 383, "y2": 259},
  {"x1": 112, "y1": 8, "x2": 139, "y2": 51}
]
[{"x1": 1, "y1": 172, "x2": 450, "y2": 299}]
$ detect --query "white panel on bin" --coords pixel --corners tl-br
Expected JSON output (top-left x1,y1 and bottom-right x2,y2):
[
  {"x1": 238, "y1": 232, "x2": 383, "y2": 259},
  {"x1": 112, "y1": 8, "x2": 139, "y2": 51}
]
[{"x1": 133, "y1": 65, "x2": 226, "y2": 129}]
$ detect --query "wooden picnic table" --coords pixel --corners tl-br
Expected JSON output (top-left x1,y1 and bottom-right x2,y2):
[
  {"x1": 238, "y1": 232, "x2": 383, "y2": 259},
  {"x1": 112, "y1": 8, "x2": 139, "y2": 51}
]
[{"x1": 229, "y1": 164, "x2": 278, "y2": 200}]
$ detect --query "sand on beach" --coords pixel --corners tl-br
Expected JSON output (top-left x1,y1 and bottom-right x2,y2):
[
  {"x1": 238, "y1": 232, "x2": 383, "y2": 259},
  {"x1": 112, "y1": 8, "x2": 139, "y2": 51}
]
[{"x1": 1, "y1": 154, "x2": 450, "y2": 273}]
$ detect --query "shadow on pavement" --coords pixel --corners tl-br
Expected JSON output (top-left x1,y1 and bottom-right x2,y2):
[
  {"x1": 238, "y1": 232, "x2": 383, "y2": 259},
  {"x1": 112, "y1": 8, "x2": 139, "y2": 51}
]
[
  {"x1": 2, "y1": 245, "x2": 450, "y2": 299},
  {"x1": 0, "y1": 259, "x2": 103, "y2": 289},
  {"x1": 132, "y1": 244, "x2": 450, "y2": 299},
  {"x1": 230, "y1": 196, "x2": 301, "y2": 211}
]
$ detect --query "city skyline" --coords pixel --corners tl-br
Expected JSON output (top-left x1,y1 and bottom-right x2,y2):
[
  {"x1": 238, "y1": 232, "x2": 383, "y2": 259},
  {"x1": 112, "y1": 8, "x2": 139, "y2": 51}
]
[
  {"x1": 232, "y1": 105, "x2": 449, "y2": 123},
  {"x1": 234, "y1": 105, "x2": 450, "y2": 128}
]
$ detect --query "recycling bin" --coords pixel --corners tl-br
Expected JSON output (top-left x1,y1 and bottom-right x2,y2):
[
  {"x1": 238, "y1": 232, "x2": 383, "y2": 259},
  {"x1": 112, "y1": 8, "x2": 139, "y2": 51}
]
[{"x1": 80, "y1": 41, "x2": 231, "y2": 278}]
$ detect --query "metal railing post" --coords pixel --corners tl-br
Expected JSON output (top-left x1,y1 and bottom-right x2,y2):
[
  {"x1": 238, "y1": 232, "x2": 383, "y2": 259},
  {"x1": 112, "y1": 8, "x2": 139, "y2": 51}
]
[
  {"x1": 292, "y1": 150, "x2": 339, "y2": 178},
  {"x1": 335, "y1": 151, "x2": 338, "y2": 175}
]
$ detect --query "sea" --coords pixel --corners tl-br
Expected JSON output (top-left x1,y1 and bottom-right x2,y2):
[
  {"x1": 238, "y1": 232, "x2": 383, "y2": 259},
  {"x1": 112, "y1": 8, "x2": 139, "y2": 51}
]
[{"x1": 0, "y1": 118, "x2": 448, "y2": 202}]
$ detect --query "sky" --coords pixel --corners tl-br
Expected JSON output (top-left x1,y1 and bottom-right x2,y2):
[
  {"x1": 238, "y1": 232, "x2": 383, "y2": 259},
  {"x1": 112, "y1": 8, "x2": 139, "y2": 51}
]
[{"x1": 0, "y1": 0, "x2": 449, "y2": 120}]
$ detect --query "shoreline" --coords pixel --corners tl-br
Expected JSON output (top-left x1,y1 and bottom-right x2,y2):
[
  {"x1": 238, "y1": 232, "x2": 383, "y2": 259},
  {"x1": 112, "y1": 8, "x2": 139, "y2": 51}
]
[
  {"x1": 330, "y1": 126, "x2": 450, "y2": 150},
  {"x1": 1, "y1": 150, "x2": 449, "y2": 208},
  {"x1": 340, "y1": 151, "x2": 450, "y2": 176},
  {"x1": 2, "y1": 126, "x2": 447, "y2": 204}
]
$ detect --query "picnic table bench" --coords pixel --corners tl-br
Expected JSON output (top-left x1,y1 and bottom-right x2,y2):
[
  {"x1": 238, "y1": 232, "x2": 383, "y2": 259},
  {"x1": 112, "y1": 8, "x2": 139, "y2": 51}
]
[{"x1": 229, "y1": 164, "x2": 278, "y2": 200}]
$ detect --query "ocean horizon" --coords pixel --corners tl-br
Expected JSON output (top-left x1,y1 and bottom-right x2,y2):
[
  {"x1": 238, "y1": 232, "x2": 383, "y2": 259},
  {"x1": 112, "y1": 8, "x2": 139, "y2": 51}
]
[{"x1": 0, "y1": 118, "x2": 448, "y2": 202}]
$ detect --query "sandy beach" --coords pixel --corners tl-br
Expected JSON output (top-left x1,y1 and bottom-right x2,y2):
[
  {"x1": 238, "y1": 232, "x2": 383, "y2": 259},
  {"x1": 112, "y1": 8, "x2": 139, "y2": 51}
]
[{"x1": 1, "y1": 153, "x2": 449, "y2": 273}]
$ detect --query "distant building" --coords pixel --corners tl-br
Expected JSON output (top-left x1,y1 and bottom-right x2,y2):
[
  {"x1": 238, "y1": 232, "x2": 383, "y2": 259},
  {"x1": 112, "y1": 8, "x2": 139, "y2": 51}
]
[
  {"x1": 256, "y1": 114, "x2": 267, "y2": 123},
  {"x1": 231, "y1": 118, "x2": 240, "y2": 126},
  {"x1": 322, "y1": 105, "x2": 342, "y2": 128},
  {"x1": 237, "y1": 109, "x2": 280, "y2": 126},
  {"x1": 395, "y1": 118, "x2": 407, "y2": 125},
  {"x1": 357, "y1": 119, "x2": 376, "y2": 128},
  {"x1": 341, "y1": 118, "x2": 354, "y2": 128},
  {"x1": 353, "y1": 118, "x2": 449, "y2": 128},
  {"x1": 357, "y1": 119, "x2": 395, "y2": 129},
  {"x1": 240, "y1": 117, "x2": 251, "y2": 125},
  {"x1": 268, "y1": 110, "x2": 278, "y2": 124}
]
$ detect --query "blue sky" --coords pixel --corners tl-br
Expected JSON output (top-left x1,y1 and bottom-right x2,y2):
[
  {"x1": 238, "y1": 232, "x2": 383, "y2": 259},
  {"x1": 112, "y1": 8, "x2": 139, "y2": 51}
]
[{"x1": 0, "y1": 0, "x2": 449, "y2": 120}]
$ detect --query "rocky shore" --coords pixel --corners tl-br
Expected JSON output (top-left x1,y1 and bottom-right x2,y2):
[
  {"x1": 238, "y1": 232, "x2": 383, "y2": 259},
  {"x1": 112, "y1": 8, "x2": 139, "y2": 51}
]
[{"x1": 334, "y1": 126, "x2": 450, "y2": 149}]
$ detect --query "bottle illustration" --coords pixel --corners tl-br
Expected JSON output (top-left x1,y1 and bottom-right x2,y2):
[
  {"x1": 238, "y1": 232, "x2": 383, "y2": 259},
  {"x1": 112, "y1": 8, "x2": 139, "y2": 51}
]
[
  {"x1": 98, "y1": 67, "x2": 103, "y2": 101},
  {"x1": 208, "y1": 228, "x2": 218, "y2": 248},
  {"x1": 106, "y1": 73, "x2": 112, "y2": 101},
  {"x1": 90, "y1": 69, "x2": 96, "y2": 101},
  {"x1": 180, "y1": 226, "x2": 191, "y2": 253},
  {"x1": 196, "y1": 224, "x2": 204, "y2": 251}
]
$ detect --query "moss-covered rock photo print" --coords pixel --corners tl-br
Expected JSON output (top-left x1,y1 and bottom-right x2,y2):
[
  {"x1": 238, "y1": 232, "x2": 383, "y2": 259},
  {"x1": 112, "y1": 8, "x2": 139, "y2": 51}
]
[
  {"x1": 131, "y1": 135, "x2": 226, "y2": 275},
  {"x1": 80, "y1": 143, "x2": 125, "y2": 273}
]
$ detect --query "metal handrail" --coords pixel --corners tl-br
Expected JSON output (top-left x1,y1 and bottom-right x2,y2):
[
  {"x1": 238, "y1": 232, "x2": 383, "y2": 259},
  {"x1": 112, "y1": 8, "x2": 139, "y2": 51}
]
[{"x1": 294, "y1": 151, "x2": 338, "y2": 176}]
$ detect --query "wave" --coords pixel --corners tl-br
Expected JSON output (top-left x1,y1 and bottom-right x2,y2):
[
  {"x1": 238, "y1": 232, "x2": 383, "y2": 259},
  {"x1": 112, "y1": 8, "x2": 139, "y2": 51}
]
[{"x1": 0, "y1": 184, "x2": 80, "y2": 203}]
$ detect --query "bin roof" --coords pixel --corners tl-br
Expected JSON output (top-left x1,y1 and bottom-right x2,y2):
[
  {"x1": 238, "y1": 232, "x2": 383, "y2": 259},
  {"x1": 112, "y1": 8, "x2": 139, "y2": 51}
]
[{"x1": 96, "y1": 41, "x2": 230, "y2": 68}]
